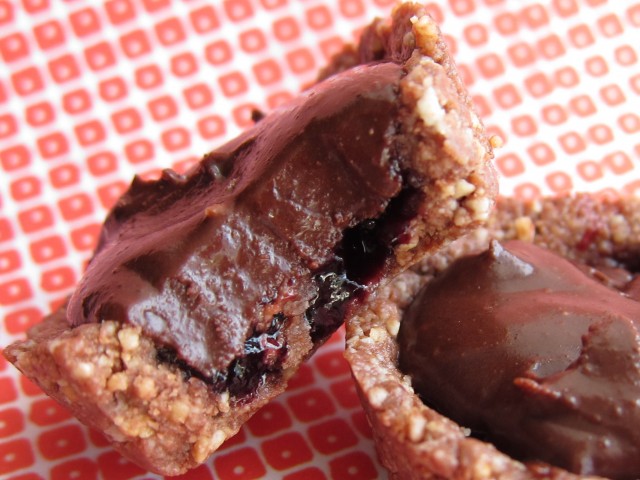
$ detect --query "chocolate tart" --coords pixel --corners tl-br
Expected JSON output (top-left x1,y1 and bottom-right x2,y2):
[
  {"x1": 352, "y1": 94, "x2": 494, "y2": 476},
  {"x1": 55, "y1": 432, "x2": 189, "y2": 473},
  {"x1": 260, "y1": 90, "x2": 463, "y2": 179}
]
[
  {"x1": 345, "y1": 194, "x2": 640, "y2": 480},
  {"x1": 3, "y1": 2, "x2": 495, "y2": 475}
]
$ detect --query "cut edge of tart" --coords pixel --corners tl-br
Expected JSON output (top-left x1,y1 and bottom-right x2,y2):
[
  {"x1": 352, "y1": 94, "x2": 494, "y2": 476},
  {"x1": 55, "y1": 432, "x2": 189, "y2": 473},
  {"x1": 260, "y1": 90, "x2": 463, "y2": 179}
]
[
  {"x1": 345, "y1": 193, "x2": 640, "y2": 480},
  {"x1": 3, "y1": 2, "x2": 495, "y2": 476}
]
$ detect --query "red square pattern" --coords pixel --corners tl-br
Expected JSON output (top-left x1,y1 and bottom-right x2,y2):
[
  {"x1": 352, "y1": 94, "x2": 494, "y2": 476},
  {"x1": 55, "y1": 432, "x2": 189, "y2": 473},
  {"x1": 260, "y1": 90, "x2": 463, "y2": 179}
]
[
  {"x1": 0, "y1": 407, "x2": 25, "y2": 438},
  {"x1": 97, "y1": 451, "x2": 145, "y2": 480},
  {"x1": 84, "y1": 42, "x2": 116, "y2": 71},
  {"x1": 0, "y1": 2, "x2": 638, "y2": 479},
  {"x1": 0, "y1": 33, "x2": 30, "y2": 62},
  {"x1": 0, "y1": 278, "x2": 33, "y2": 305},
  {"x1": 239, "y1": 28, "x2": 267, "y2": 52},
  {"x1": 70, "y1": 224, "x2": 100, "y2": 251},
  {"x1": 10, "y1": 176, "x2": 41, "y2": 201},
  {"x1": 51, "y1": 458, "x2": 99, "y2": 480},
  {"x1": 29, "y1": 398, "x2": 72, "y2": 426},
  {"x1": 0, "y1": 439, "x2": 35, "y2": 475},
  {"x1": 104, "y1": 0, "x2": 137, "y2": 25},
  {"x1": 58, "y1": 193, "x2": 94, "y2": 221},
  {"x1": 30, "y1": 235, "x2": 67, "y2": 263},
  {"x1": 25, "y1": 101, "x2": 55, "y2": 127},
  {"x1": 11, "y1": 67, "x2": 44, "y2": 96},
  {"x1": 69, "y1": 7, "x2": 102, "y2": 37},
  {"x1": 0, "y1": 249, "x2": 21, "y2": 274},
  {"x1": 155, "y1": 17, "x2": 186, "y2": 46},
  {"x1": 189, "y1": 6, "x2": 220, "y2": 33},
  {"x1": 183, "y1": 83, "x2": 213, "y2": 109},
  {"x1": 87, "y1": 151, "x2": 118, "y2": 175},
  {"x1": 329, "y1": 451, "x2": 378, "y2": 480},
  {"x1": 120, "y1": 30, "x2": 151, "y2": 58},
  {"x1": 214, "y1": 447, "x2": 266, "y2": 479},
  {"x1": 287, "y1": 388, "x2": 336, "y2": 422},
  {"x1": 48, "y1": 54, "x2": 81, "y2": 83},
  {"x1": 49, "y1": 163, "x2": 81, "y2": 189},
  {"x1": 197, "y1": 115, "x2": 226, "y2": 139},
  {"x1": 0, "y1": 114, "x2": 17, "y2": 139},
  {"x1": 307, "y1": 418, "x2": 358, "y2": 455},
  {"x1": 33, "y1": 20, "x2": 66, "y2": 49},
  {"x1": 41, "y1": 266, "x2": 76, "y2": 292},
  {"x1": 261, "y1": 432, "x2": 313, "y2": 471}
]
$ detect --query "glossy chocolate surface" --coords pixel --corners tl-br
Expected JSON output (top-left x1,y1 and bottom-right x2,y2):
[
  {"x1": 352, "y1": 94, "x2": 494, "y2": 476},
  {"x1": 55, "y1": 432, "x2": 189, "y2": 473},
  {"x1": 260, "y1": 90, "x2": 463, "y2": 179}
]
[
  {"x1": 398, "y1": 240, "x2": 640, "y2": 479},
  {"x1": 67, "y1": 63, "x2": 407, "y2": 390}
]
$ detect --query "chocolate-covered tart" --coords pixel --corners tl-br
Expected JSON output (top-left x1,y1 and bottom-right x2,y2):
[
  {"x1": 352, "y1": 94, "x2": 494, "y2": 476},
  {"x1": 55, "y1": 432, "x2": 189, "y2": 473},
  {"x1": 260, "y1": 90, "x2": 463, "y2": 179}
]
[
  {"x1": 4, "y1": 2, "x2": 495, "y2": 475},
  {"x1": 345, "y1": 194, "x2": 640, "y2": 480}
]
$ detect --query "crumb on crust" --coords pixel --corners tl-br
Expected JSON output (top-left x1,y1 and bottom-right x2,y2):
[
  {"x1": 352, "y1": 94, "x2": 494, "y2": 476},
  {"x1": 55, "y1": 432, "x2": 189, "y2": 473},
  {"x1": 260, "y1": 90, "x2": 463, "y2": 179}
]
[
  {"x1": 383, "y1": 2, "x2": 496, "y2": 268},
  {"x1": 5, "y1": 312, "x2": 243, "y2": 475},
  {"x1": 4, "y1": 301, "x2": 313, "y2": 475}
]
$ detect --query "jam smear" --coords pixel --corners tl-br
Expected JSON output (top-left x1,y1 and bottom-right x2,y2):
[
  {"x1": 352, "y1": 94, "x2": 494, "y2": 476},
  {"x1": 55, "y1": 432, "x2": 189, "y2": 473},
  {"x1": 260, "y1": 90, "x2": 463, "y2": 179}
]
[
  {"x1": 306, "y1": 186, "x2": 423, "y2": 343},
  {"x1": 339, "y1": 187, "x2": 421, "y2": 286},
  {"x1": 212, "y1": 314, "x2": 287, "y2": 398},
  {"x1": 305, "y1": 260, "x2": 360, "y2": 343}
]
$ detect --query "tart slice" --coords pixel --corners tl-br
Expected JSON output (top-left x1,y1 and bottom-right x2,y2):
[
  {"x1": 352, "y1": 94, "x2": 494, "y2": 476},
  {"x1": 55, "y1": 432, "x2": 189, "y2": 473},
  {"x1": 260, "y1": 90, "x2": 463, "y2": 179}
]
[
  {"x1": 4, "y1": 2, "x2": 495, "y2": 476},
  {"x1": 345, "y1": 194, "x2": 640, "y2": 480}
]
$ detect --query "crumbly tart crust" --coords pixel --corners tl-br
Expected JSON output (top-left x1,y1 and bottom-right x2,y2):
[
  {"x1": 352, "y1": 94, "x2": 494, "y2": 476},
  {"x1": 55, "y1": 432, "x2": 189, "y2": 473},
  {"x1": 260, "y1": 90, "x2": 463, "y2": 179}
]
[
  {"x1": 4, "y1": 2, "x2": 495, "y2": 476},
  {"x1": 316, "y1": 0, "x2": 498, "y2": 269},
  {"x1": 345, "y1": 194, "x2": 640, "y2": 480}
]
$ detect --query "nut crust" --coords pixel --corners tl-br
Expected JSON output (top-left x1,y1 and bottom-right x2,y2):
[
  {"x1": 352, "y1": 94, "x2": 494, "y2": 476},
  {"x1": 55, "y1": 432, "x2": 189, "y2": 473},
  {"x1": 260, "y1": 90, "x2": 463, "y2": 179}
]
[
  {"x1": 4, "y1": 308, "x2": 293, "y2": 475},
  {"x1": 345, "y1": 194, "x2": 640, "y2": 480}
]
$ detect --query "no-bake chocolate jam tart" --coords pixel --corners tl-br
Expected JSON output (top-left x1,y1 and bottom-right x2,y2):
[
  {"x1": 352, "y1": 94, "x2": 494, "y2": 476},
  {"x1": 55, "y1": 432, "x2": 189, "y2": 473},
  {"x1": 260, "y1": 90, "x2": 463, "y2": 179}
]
[
  {"x1": 345, "y1": 194, "x2": 640, "y2": 480},
  {"x1": 3, "y1": 2, "x2": 496, "y2": 476}
]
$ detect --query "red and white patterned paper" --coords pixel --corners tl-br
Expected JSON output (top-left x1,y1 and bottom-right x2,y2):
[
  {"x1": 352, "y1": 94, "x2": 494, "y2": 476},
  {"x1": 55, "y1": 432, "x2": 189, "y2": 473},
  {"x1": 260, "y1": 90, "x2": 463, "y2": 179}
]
[{"x1": 0, "y1": 1, "x2": 638, "y2": 479}]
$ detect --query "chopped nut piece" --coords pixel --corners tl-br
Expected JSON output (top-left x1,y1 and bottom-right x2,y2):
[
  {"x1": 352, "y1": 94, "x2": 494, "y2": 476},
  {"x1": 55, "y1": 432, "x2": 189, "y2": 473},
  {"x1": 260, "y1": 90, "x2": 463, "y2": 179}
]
[
  {"x1": 170, "y1": 401, "x2": 190, "y2": 424},
  {"x1": 610, "y1": 214, "x2": 630, "y2": 244},
  {"x1": 385, "y1": 318, "x2": 401, "y2": 337},
  {"x1": 407, "y1": 414, "x2": 426, "y2": 442},
  {"x1": 514, "y1": 216, "x2": 535, "y2": 242},
  {"x1": 454, "y1": 179, "x2": 476, "y2": 199},
  {"x1": 133, "y1": 377, "x2": 158, "y2": 400},
  {"x1": 368, "y1": 327, "x2": 386, "y2": 342},
  {"x1": 466, "y1": 196, "x2": 492, "y2": 221},
  {"x1": 489, "y1": 135, "x2": 504, "y2": 149},
  {"x1": 72, "y1": 362, "x2": 94, "y2": 379},
  {"x1": 107, "y1": 372, "x2": 128, "y2": 392},
  {"x1": 417, "y1": 84, "x2": 445, "y2": 131},
  {"x1": 368, "y1": 386, "x2": 389, "y2": 408},
  {"x1": 118, "y1": 328, "x2": 140, "y2": 351}
]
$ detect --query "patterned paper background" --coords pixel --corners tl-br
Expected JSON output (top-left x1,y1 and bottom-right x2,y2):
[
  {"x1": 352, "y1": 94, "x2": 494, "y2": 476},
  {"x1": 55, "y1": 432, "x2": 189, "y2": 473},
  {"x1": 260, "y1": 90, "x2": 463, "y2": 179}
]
[{"x1": 0, "y1": 0, "x2": 638, "y2": 479}]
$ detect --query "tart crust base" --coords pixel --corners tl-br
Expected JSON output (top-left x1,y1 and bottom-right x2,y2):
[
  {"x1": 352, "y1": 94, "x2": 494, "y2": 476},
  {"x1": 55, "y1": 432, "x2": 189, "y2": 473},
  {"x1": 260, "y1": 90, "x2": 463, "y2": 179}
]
[
  {"x1": 346, "y1": 194, "x2": 640, "y2": 480},
  {"x1": 4, "y1": 308, "x2": 302, "y2": 475}
]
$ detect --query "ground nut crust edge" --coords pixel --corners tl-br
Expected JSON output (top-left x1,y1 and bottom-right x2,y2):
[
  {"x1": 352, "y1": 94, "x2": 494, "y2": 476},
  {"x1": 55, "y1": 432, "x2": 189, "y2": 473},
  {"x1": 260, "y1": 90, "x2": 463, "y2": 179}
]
[{"x1": 4, "y1": 310, "x2": 291, "y2": 476}]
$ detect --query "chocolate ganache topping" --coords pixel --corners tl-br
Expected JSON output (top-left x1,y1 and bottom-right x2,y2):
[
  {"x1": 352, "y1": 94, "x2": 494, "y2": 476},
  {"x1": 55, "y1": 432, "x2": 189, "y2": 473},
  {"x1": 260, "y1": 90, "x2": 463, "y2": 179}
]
[
  {"x1": 398, "y1": 240, "x2": 640, "y2": 479},
  {"x1": 67, "y1": 63, "x2": 413, "y2": 393}
]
